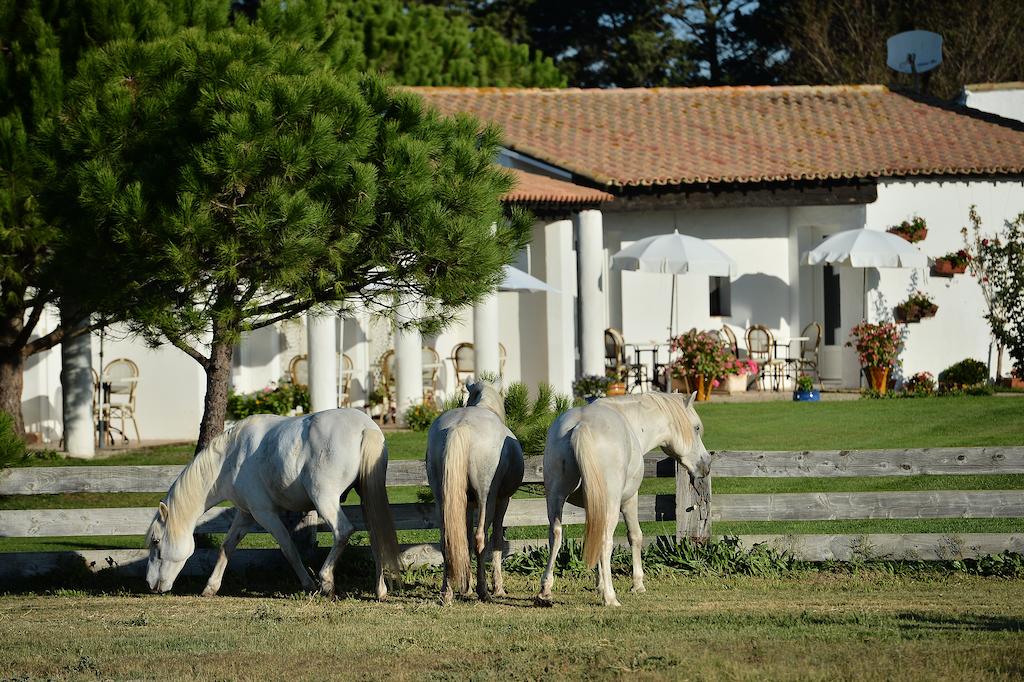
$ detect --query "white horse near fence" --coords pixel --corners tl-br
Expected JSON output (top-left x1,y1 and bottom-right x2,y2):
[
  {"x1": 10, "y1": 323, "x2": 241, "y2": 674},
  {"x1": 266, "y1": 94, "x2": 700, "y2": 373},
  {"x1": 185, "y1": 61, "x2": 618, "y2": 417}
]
[
  {"x1": 145, "y1": 409, "x2": 400, "y2": 599},
  {"x1": 536, "y1": 392, "x2": 712, "y2": 607},
  {"x1": 426, "y1": 380, "x2": 524, "y2": 604}
]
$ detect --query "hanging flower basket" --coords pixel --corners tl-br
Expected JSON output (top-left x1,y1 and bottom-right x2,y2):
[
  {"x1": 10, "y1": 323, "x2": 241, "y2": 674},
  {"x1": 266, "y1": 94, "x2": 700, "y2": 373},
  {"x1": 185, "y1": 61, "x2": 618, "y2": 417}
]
[
  {"x1": 887, "y1": 216, "x2": 928, "y2": 243},
  {"x1": 932, "y1": 249, "x2": 970, "y2": 277},
  {"x1": 894, "y1": 291, "x2": 938, "y2": 323}
]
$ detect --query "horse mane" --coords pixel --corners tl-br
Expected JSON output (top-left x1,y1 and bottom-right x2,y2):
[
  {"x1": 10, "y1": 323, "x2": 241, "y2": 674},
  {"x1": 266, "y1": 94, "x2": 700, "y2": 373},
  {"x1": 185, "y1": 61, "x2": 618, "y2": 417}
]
[
  {"x1": 155, "y1": 426, "x2": 237, "y2": 541},
  {"x1": 604, "y1": 393, "x2": 696, "y2": 451},
  {"x1": 467, "y1": 381, "x2": 506, "y2": 424}
]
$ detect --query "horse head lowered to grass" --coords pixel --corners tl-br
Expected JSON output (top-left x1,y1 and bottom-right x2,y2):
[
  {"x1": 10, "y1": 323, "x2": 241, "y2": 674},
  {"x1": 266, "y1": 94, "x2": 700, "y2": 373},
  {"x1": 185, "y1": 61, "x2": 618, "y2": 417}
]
[
  {"x1": 146, "y1": 409, "x2": 400, "y2": 599},
  {"x1": 536, "y1": 391, "x2": 711, "y2": 607}
]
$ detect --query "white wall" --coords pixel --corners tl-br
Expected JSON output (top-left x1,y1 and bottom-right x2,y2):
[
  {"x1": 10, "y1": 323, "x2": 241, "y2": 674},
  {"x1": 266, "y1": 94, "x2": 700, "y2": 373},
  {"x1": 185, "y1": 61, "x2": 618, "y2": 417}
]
[
  {"x1": 964, "y1": 87, "x2": 1024, "y2": 123},
  {"x1": 867, "y1": 178, "x2": 1024, "y2": 381},
  {"x1": 604, "y1": 206, "x2": 794, "y2": 351}
]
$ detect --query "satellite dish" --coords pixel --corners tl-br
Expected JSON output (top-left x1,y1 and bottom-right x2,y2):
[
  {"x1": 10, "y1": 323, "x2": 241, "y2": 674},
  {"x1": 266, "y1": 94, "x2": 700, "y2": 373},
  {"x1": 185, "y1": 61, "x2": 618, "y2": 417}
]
[{"x1": 887, "y1": 30, "x2": 942, "y2": 74}]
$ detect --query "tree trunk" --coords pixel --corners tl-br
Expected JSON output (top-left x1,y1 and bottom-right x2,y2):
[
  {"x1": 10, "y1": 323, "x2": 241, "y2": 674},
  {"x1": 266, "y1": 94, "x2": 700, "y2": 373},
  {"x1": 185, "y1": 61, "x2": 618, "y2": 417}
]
[
  {"x1": 0, "y1": 307, "x2": 27, "y2": 435},
  {"x1": 195, "y1": 335, "x2": 234, "y2": 455},
  {"x1": 0, "y1": 350, "x2": 26, "y2": 435}
]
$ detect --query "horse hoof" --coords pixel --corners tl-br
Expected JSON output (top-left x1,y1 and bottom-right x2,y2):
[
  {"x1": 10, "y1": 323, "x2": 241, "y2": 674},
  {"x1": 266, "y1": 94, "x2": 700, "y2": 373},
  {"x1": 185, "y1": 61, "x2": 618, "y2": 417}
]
[
  {"x1": 533, "y1": 595, "x2": 554, "y2": 608},
  {"x1": 200, "y1": 586, "x2": 218, "y2": 598},
  {"x1": 604, "y1": 599, "x2": 622, "y2": 607},
  {"x1": 630, "y1": 584, "x2": 646, "y2": 594},
  {"x1": 492, "y1": 588, "x2": 507, "y2": 598}
]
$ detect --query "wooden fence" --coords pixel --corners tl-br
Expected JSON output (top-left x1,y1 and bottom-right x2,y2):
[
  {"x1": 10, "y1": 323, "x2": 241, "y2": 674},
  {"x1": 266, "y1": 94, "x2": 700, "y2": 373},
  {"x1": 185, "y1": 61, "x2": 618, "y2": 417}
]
[{"x1": 1, "y1": 446, "x2": 1022, "y2": 581}]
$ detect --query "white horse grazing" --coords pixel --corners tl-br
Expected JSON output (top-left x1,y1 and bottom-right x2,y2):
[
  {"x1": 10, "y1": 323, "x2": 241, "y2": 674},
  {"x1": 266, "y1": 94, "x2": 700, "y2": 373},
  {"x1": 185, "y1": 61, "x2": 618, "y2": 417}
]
[
  {"x1": 145, "y1": 408, "x2": 400, "y2": 599},
  {"x1": 536, "y1": 392, "x2": 711, "y2": 607},
  {"x1": 425, "y1": 380, "x2": 524, "y2": 604}
]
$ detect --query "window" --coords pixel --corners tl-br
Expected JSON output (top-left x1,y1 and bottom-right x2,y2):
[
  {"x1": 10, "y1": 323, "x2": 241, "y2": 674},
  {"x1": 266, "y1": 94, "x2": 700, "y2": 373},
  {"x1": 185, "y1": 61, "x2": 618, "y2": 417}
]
[
  {"x1": 709, "y1": 276, "x2": 731, "y2": 317},
  {"x1": 823, "y1": 264, "x2": 841, "y2": 345}
]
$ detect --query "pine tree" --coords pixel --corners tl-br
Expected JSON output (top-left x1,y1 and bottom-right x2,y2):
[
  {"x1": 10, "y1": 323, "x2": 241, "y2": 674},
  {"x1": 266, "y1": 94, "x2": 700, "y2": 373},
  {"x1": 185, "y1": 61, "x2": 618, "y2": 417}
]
[
  {"x1": 2, "y1": 0, "x2": 555, "y2": 435},
  {"x1": 0, "y1": 0, "x2": 227, "y2": 433},
  {"x1": 44, "y1": 26, "x2": 530, "y2": 450}
]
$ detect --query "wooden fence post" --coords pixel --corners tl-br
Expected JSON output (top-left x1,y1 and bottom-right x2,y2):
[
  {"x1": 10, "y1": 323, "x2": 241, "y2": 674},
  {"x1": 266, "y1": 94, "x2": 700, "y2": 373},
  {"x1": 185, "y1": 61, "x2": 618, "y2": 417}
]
[{"x1": 675, "y1": 462, "x2": 711, "y2": 542}]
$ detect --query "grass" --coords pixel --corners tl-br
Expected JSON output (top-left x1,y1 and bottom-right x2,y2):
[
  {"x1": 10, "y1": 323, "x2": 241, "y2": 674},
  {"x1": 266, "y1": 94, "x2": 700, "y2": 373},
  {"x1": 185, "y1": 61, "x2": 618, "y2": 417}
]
[
  {"x1": 695, "y1": 395, "x2": 1024, "y2": 450},
  {"x1": 1, "y1": 573, "x2": 1023, "y2": 680}
]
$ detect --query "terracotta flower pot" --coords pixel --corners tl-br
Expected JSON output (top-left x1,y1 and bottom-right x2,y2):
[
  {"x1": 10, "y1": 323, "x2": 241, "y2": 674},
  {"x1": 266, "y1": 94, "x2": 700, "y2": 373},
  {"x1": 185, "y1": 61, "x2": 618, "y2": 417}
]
[
  {"x1": 693, "y1": 374, "x2": 713, "y2": 401},
  {"x1": 932, "y1": 259, "x2": 967, "y2": 277},
  {"x1": 607, "y1": 382, "x2": 627, "y2": 396},
  {"x1": 888, "y1": 227, "x2": 927, "y2": 243},
  {"x1": 865, "y1": 366, "x2": 891, "y2": 394}
]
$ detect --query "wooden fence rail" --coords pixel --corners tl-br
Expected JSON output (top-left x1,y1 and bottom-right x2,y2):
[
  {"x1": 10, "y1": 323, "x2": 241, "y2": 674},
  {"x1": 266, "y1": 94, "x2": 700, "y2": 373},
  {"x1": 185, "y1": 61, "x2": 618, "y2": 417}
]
[
  {"x1": 1, "y1": 446, "x2": 1023, "y2": 579},
  {"x1": 4, "y1": 446, "x2": 1022, "y2": 496}
]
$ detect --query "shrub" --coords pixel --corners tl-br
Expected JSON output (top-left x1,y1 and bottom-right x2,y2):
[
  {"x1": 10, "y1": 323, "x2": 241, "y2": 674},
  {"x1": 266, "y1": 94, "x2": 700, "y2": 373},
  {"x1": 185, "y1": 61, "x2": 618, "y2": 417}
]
[
  {"x1": 795, "y1": 375, "x2": 815, "y2": 392},
  {"x1": 404, "y1": 402, "x2": 440, "y2": 432},
  {"x1": 0, "y1": 411, "x2": 26, "y2": 467},
  {"x1": 572, "y1": 374, "x2": 611, "y2": 399},
  {"x1": 668, "y1": 329, "x2": 732, "y2": 381},
  {"x1": 226, "y1": 381, "x2": 310, "y2": 420},
  {"x1": 504, "y1": 381, "x2": 573, "y2": 458},
  {"x1": 904, "y1": 371, "x2": 936, "y2": 395},
  {"x1": 938, "y1": 358, "x2": 989, "y2": 390}
]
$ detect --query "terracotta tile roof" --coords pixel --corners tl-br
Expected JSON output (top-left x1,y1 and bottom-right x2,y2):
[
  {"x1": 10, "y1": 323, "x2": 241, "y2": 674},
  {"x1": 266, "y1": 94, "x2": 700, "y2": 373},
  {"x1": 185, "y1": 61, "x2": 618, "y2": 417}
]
[
  {"x1": 503, "y1": 168, "x2": 613, "y2": 205},
  {"x1": 415, "y1": 85, "x2": 1024, "y2": 188}
]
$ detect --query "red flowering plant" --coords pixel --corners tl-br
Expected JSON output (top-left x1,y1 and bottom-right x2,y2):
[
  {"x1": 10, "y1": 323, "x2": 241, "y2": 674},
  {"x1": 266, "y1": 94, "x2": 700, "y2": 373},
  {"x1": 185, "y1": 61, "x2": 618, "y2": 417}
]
[
  {"x1": 847, "y1": 321, "x2": 902, "y2": 368},
  {"x1": 904, "y1": 371, "x2": 936, "y2": 395},
  {"x1": 941, "y1": 249, "x2": 971, "y2": 268},
  {"x1": 668, "y1": 329, "x2": 732, "y2": 381}
]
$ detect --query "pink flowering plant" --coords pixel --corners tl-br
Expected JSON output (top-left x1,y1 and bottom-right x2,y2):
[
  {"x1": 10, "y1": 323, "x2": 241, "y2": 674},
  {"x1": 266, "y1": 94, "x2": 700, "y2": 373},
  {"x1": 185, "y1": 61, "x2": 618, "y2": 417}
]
[
  {"x1": 668, "y1": 329, "x2": 732, "y2": 380},
  {"x1": 848, "y1": 321, "x2": 902, "y2": 368},
  {"x1": 724, "y1": 357, "x2": 759, "y2": 376}
]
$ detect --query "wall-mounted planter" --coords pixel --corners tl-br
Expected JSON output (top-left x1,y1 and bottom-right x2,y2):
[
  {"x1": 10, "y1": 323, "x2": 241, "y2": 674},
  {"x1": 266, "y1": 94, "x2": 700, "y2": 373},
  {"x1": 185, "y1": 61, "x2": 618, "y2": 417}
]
[
  {"x1": 894, "y1": 303, "x2": 938, "y2": 323},
  {"x1": 888, "y1": 227, "x2": 927, "y2": 243},
  {"x1": 932, "y1": 259, "x2": 967, "y2": 277}
]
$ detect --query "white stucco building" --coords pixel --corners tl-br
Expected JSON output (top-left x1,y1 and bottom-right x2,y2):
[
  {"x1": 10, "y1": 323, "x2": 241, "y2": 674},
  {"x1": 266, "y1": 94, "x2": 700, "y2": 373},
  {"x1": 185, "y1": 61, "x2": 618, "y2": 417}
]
[{"x1": 21, "y1": 84, "x2": 1024, "y2": 445}]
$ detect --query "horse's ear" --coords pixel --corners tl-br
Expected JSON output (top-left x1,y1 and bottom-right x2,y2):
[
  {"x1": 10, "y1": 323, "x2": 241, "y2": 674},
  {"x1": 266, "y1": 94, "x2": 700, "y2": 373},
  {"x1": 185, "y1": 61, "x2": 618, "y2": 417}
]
[
  {"x1": 685, "y1": 391, "x2": 697, "y2": 407},
  {"x1": 159, "y1": 501, "x2": 169, "y2": 522}
]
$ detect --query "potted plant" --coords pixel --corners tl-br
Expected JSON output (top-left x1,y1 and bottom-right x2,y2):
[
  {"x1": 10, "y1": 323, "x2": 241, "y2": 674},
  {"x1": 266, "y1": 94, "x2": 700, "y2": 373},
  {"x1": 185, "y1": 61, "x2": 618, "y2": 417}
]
[
  {"x1": 848, "y1": 321, "x2": 902, "y2": 395},
  {"x1": 932, "y1": 249, "x2": 970, "y2": 277},
  {"x1": 667, "y1": 329, "x2": 732, "y2": 401},
  {"x1": 894, "y1": 290, "x2": 938, "y2": 323},
  {"x1": 573, "y1": 374, "x2": 612, "y2": 403},
  {"x1": 716, "y1": 357, "x2": 758, "y2": 394},
  {"x1": 792, "y1": 374, "x2": 819, "y2": 402},
  {"x1": 887, "y1": 216, "x2": 928, "y2": 243},
  {"x1": 605, "y1": 367, "x2": 628, "y2": 396}
]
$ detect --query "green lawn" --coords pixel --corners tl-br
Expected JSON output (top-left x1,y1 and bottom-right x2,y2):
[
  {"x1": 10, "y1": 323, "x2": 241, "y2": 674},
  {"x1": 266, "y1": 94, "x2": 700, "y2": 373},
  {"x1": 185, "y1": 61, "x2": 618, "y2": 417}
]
[{"x1": 2, "y1": 574, "x2": 1022, "y2": 680}]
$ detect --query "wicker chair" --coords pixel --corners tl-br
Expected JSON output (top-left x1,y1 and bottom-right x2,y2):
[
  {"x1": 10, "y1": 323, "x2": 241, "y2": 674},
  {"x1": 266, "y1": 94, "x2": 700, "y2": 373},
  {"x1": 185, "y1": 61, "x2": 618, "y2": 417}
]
[
  {"x1": 288, "y1": 354, "x2": 309, "y2": 387},
  {"x1": 719, "y1": 325, "x2": 740, "y2": 358},
  {"x1": 795, "y1": 322, "x2": 823, "y2": 389},
  {"x1": 422, "y1": 346, "x2": 441, "y2": 403},
  {"x1": 340, "y1": 353, "x2": 353, "y2": 407},
  {"x1": 744, "y1": 326, "x2": 785, "y2": 391},
  {"x1": 103, "y1": 358, "x2": 141, "y2": 443},
  {"x1": 604, "y1": 327, "x2": 646, "y2": 391},
  {"x1": 450, "y1": 342, "x2": 475, "y2": 385}
]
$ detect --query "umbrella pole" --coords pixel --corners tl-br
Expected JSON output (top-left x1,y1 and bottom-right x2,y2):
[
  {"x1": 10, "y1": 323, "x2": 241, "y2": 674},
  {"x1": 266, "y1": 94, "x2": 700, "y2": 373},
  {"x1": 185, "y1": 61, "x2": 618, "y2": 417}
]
[
  {"x1": 862, "y1": 268, "x2": 867, "y2": 321},
  {"x1": 668, "y1": 274, "x2": 676, "y2": 340}
]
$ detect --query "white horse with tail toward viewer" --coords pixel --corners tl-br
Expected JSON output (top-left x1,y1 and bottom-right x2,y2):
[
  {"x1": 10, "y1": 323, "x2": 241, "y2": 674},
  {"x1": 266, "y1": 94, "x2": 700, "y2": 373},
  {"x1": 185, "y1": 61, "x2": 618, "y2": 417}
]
[
  {"x1": 426, "y1": 380, "x2": 524, "y2": 604},
  {"x1": 146, "y1": 409, "x2": 400, "y2": 599},
  {"x1": 536, "y1": 392, "x2": 711, "y2": 607}
]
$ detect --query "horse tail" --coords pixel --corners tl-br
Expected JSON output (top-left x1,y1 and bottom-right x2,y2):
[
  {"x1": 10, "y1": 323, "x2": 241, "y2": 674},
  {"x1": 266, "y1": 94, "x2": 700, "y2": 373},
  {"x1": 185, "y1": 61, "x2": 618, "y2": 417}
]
[
  {"x1": 359, "y1": 426, "x2": 400, "y2": 577},
  {"x1": 441, "y1": 424, "x2": 473, "y2": 595},
  {"x1": 571, "y1": 423, "x2": 610, "y2": 569}
]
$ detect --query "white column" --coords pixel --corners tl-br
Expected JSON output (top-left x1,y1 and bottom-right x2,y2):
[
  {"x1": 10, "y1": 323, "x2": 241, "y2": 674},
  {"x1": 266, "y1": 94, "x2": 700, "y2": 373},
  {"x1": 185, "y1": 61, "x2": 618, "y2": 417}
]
[
  {"x1": 394, "y1": 298, "x2": 423, "y2": 423},
  {"x1": 577, "y1": 209, "x2": 606, "y2": 377},
  {"x1": 344, "y1": 303, "x2": 372, "y2": 408},
  {"x1": 473, "y1": 293, "x2": 500, "y2": 379},
  {"x1": 307, "y1": 312, "x2": 338, "y2": 413},
  {"x1": 545, "y1": 218, "x2": 576, "y2": 395},
  {"x1": 60, "y1": 318, "x2": 94, "y2": 458}
]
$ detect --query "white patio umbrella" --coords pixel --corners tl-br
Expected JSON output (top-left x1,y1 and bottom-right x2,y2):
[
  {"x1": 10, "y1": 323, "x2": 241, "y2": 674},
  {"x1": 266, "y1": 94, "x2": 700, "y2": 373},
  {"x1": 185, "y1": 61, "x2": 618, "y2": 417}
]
[
  {"x1": 611, "y1": 230, "x2": 736, "y2": 338},
  {"x1": 802, "y1": 228, "x2": 927, "y2": 318},
  {"x1": 498, "y1": 265, "x2": 558, "y2": 293}
]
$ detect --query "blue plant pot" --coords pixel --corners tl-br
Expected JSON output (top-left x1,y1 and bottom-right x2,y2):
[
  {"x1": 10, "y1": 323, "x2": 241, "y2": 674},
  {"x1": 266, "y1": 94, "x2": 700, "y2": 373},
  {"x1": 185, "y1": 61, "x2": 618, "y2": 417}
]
[
  {"x1": 793, "y1": 389, "x2": 820, "y2": 402},
  {"x1": 585, "y1": 396, "x2": 599, "y2": 404}
]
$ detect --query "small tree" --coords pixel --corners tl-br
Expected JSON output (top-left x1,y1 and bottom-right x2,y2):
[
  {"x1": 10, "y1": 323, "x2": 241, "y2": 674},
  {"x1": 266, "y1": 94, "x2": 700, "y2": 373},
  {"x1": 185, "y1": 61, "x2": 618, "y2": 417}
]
[
  {"x1": 962, "y1": 208, "x2": 1024, "y2": 379},
  {"x1": 46, "y1": 27, "x2": 529, "y2": 451}
]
